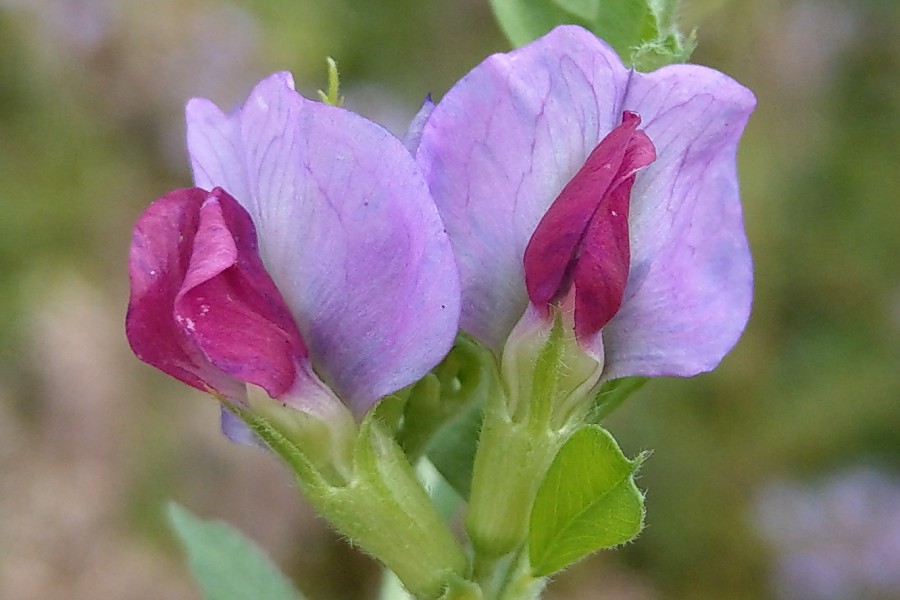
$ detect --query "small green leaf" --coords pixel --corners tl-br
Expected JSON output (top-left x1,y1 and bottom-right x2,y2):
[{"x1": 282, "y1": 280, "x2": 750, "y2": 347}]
[
  {"x1": 528, "y1": 425, "x2": 646, "y2": 577},
  {"x1": 489, "y1": 0, "x2": 650, "y2": 56},
  {"x1": 589, "y1": 0, "x2": 655, "y2": 59},
  {"x1": 316, "y1": 57, "x2": 344, "y2": 107},
  {"x1": 489, "y1": 0, "x2": 693, "y2": 69},
  {"x1": 167, "y1": 503, "x2": 306, "y2": 600}
]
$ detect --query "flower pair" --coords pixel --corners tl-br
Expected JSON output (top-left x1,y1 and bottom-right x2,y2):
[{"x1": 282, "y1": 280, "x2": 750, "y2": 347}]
[{"x1": 127, "y1": 26, "x2": 755, "y2": 428}]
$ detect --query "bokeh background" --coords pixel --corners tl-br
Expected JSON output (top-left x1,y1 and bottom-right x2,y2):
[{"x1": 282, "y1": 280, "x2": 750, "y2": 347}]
[{"x1": 1, "y1": 0, "x2": 898, "y2": 598}]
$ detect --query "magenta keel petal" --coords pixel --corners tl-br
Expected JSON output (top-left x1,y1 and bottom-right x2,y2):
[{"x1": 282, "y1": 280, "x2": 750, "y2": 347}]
[
  {"x1": 524, "y1": 111, "x2": 656, "y2": 338},
  {"x1": 127, "y1": 187, "x2": 238, "y2": 397},
  {"x1": 174, "y1": 188, "x2": 310, "y2": 398},
  {"x1": 126, "y1": 187, "x2": 309, "y2": 401}
]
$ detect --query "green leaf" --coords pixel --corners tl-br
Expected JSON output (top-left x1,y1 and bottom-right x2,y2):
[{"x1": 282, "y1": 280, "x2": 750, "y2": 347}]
[
  {"x1": 528, "y1": 425, "x2": 646, "y2": 577},
  {"x1": 167, "y1": 503, "x2": 306, "y2": 600},
  {"x1": 552, "y1": 0, "x2": 600, "y2": 20},
  {"x1": 489, "y1": 0, "x2": 694, "y2": 69},
  {"x1": 489, "y1": 0, "x2": 651, "y2": 55},
  {"x1": 488, "y1": 0, "x2": 592, "y2": 48},
  {"x1": 590, "y1": 0, "x2": 656, "y2": 59}
]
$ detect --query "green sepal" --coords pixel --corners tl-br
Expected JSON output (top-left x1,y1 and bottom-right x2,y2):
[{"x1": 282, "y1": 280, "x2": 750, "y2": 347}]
[
  {"x1": 466, "y1": 309, "x2": 603, "y2": 558},
  {"x1": 586, "y1": 376, "x2": 648, "y2": 423},
  {"x1": 528, "y1": 425, "x2": 646, "y2": 577},
  {"x1": 167, "y1": 503, "x2": 306, "y2": 600},
  {"x1": 630, "y1": 21, "x2": 696, "y2": 70},
  {"x1": 501, "y1": 309, "x2": 603, "y2": 429},
  {"x1": 226, "y1": 401, "x2": 325, "y2": 488},
  {"x1": 465, "y1": 391, "x2": 561, "y2": 558},
  {"x1": 324, "y1": 410, "x2": 468, "y2": 599}
]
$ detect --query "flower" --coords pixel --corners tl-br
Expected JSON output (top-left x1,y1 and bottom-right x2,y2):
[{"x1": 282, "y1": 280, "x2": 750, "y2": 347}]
[
  {"x1": 416, "y1": 25, "x2": 756, "y2": 379},
  {"x1": 127, "y1": 72, "x2": 460, "y2": 420},
  {"x1": 754, "y1": 467, "x2": 900, "y2": 599}
]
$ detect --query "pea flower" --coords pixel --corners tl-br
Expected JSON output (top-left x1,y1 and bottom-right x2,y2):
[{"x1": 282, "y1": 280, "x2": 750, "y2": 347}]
[
  {"x1": 127, "y1": 73, "x2": 460, "y2": 427},
  {"x1": 416, "y1": 25, "x2": 756, "y2": 379}
]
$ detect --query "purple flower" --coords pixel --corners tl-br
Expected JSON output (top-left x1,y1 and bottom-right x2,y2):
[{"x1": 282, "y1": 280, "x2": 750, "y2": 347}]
[
  {"x1": 416, "y1": 25, "x2": 756, "y2": 378},
  {"x1": 127, "y1": 73, "x2": 460, "y2": 418},
  {"x1": 754, "y1": 468, "x2": 900, "y2": 599}
]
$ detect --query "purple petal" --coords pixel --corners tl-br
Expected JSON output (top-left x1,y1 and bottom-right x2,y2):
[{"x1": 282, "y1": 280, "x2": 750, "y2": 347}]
[
  {"x1": 185, "y1": 86, "x2": 257, "y2": 208},
  {"x1": 187, "y1": 74, "x2": 460, "y2": 414},
  {"x1": 416, "y1": 26, "x2": 631, "y2": 353},
  {"x1": 402, "y1": 95, "x2": 435, "y2": 154},
  {"x1": 601, "y1": 64, "x2": 756, "y2": 378},
  {"x1": 220, "y1": 406, "x2": 261, "y2": 446},
  {"x1": 418, "y1": 24, "x2": 754, "y2": 377}
]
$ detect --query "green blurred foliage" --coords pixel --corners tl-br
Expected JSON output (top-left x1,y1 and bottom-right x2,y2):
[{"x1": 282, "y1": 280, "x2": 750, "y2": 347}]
[{"x1": 1, "y1": 1, "x2": 898, "y2": 599}]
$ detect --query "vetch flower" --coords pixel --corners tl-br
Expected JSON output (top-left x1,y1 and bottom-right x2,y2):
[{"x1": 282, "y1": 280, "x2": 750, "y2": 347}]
[
  {"x1": 127, "y1": 72, "x2": 461, "y2": 422},
  {"x1": 126, "y1": 75, "x2": 470, "y2": 597},
  {"x1": 417, "y1": 25, "x2": 756, "y2": 380}
]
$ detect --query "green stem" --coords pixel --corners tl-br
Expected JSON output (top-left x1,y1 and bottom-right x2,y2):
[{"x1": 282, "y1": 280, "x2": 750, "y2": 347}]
[
  {"x1": 496, "y1": 552, "x2": 545, "y2": 600},
  {"x1": 474, "y1": 549, "x2": 544, "y2": 600},
  {"x1": 304, "y1": 420, "x2": 468, "y2": 600}
]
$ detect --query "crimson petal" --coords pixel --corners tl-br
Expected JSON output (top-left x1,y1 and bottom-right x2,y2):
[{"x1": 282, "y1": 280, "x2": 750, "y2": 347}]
[
  {"x1": 127, "y1": 187, "x2": 308, "y2": 400},
  {"x1": 524, "y1": 112, "x2": 655, "y2": 338}
]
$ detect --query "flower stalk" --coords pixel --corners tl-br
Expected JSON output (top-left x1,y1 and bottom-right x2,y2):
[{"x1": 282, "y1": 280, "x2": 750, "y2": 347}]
[{"x1": 237, "y1": 402, "x2": 469, "y2": 600}]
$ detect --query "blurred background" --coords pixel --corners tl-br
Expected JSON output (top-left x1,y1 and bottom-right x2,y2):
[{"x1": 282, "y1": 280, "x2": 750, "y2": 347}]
[{"x1": 1, "y1": 0, "x2": 898, "y2": 598}]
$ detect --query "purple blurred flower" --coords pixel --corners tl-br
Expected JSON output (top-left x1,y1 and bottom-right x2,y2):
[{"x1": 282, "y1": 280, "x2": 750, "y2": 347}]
[
  {"x1": 417, "y1": 25, "x2": 756, "y2": 378},
  {"x1": 755, "y1": 467, "x2": 900, "y2": 600},
  {"x1": 127, "y1": 73, "x2": 460, "y2": 418}
]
